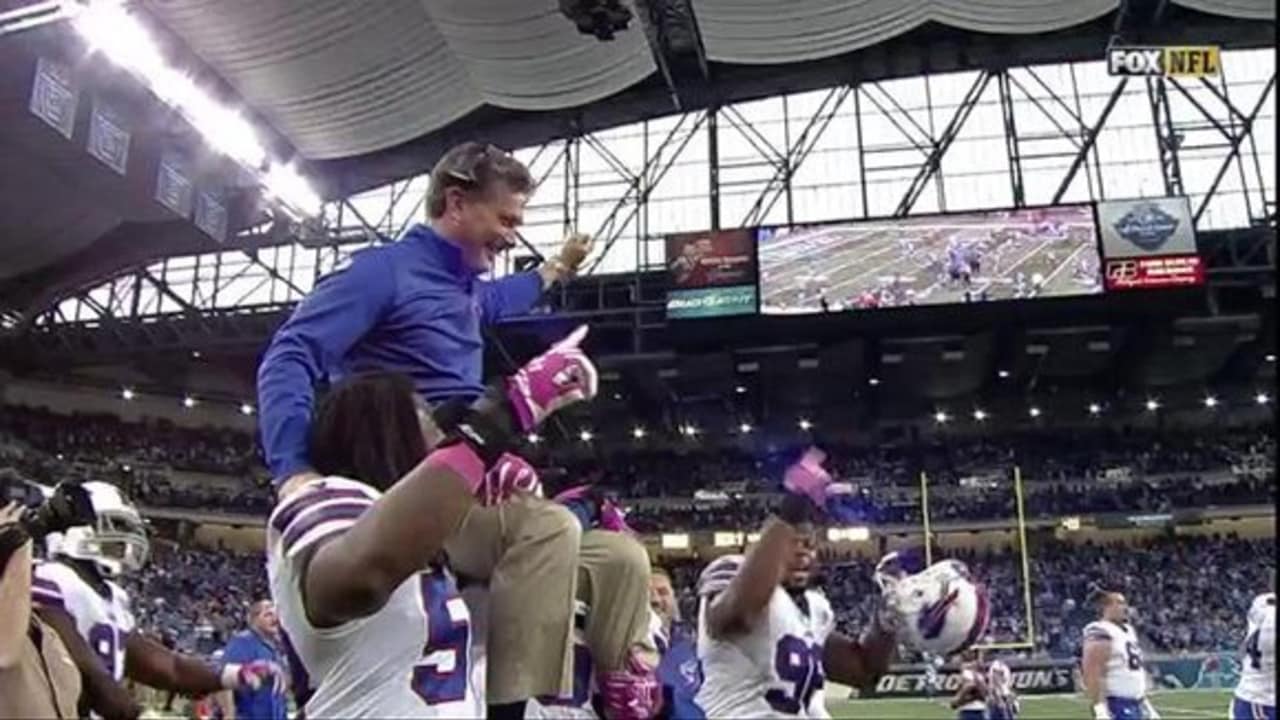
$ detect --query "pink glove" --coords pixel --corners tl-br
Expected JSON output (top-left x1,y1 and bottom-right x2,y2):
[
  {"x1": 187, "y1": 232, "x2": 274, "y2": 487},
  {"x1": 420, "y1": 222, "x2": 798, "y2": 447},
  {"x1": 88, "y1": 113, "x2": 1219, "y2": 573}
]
[
  {"x1": 783, "y1": 447, "x2": 833, "y2": 508},
  {"x1": 506, "y1": 325, "x2": 599, "y2": 432},
  {"x1": 598, "y1": 653, "x2": 663, "y2": 720},
  {"x1": 480, "y1": 453, "x2": 543, "y2": 505},
  {"x1": 221, "y1": 659, "x2": 281, "y2": 691}
]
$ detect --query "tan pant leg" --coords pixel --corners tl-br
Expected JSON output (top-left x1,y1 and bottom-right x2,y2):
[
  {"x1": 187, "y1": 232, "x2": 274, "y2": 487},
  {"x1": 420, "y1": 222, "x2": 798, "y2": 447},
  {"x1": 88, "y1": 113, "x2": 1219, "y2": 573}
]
[
  {"x1": 444, "y1": 495, "x2": 580, "y2": 703},
  {"x1": 575, "y1": 530, "x2": 659, "y2": 672}
]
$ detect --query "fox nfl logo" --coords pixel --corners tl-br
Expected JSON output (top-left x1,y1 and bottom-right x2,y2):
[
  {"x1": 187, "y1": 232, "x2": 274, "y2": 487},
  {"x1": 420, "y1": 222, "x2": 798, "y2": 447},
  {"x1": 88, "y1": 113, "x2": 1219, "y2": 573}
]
[{"x1": 1108, "y1": 46, "x2": 1221, "y2": 77}]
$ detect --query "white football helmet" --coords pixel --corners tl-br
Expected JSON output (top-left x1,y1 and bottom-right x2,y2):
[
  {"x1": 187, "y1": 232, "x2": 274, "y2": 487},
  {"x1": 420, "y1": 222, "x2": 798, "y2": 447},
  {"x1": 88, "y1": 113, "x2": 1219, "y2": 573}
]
[
  {"x1": 877, "y1": 557, "x2": 989, "y2": 657},
  {"x1": 45, "y1": 481, "x2": 149, "y2": 577}
]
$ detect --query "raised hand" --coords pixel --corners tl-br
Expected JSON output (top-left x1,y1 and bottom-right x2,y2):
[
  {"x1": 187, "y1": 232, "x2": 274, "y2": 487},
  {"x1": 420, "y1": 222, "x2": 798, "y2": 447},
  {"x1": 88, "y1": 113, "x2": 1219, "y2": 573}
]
[{"x1": 506, "y1": 325, "x2": 599, "y2": 431}]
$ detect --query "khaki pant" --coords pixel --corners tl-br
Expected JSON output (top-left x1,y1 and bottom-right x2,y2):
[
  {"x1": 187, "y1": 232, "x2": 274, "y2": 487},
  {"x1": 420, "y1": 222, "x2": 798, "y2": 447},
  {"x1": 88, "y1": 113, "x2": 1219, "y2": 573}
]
[{"x1": 445, "y1": 496, "x2": 655, "y2": 704}]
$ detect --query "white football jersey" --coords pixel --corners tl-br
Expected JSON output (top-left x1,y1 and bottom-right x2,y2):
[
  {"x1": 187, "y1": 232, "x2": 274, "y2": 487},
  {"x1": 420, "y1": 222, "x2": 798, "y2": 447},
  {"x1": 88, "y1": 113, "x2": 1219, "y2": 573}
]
[
  {"x1": 696, "y1": 585, "x2": 835, "y2": 718},
  {"x1": 1234, "y1": 592, "x2": 1275, "y2": 706},
  {"x1": 987, "y1": 659, "x2": 1014, "y2": 700},
  {"x1": 957, "y1": 665, "x2": 986, "y2": 711},
  {"x1": 1082, "y1": 620, "x2": 1146, "y2": 700},
  {"x1": 31, "y1": 559, "x2": 136, "y2": 682},
  {"x1": 267, "y1": 476, "x2": 483, "y2": 719}
]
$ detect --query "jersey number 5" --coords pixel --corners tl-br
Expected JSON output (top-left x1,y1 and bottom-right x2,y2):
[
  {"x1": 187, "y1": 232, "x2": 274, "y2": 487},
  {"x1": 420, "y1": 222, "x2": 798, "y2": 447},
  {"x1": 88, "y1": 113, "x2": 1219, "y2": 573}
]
[
  {"x1": 765, "y1": 635, "x2": 825, "y2": 714},
  {"x1": 411, "y1": 572, "x2": 471, "y2": 705}
]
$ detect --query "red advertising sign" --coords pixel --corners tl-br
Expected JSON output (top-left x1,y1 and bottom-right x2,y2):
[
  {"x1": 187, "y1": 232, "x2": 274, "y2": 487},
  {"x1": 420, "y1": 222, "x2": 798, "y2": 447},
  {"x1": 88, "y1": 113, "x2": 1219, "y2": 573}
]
[{"x1": 1104, "y1": 254, "x2": 1204, "y2": 290}]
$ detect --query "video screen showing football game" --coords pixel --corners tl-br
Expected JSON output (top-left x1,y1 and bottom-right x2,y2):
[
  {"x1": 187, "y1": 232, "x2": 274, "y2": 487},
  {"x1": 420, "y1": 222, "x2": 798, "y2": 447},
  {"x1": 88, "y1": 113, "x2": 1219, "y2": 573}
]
[{"x1": 758, "y1": 204, "x2": 1103, "y2": 315}]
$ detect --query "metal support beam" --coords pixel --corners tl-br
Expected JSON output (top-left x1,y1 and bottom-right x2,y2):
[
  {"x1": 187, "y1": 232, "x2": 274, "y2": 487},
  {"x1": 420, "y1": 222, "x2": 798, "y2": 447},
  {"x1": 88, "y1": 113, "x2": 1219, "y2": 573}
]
[
  {"x1": 1146, "y1": 77, "x2": 1185, "y2": 197},
  {"x1": 1052, "y1": 78, "x2": 1128, "y2": 204},
  {"x1": 894, "y1": 71, "x2": 991, "y2": 217},
  {"x1": 997, "y1": 71, "x2": 1026, "y2": 207}
]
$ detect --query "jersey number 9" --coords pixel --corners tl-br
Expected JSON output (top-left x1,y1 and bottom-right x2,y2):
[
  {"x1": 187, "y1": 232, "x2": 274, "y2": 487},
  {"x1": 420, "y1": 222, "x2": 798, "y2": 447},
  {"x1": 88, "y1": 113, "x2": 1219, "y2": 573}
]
[
  {"x1": 412, "y1": 572, "x2": 471, "y2": 705},
  {"x1": 765, "y1": 635, "x2": 825, "y2": 714}
]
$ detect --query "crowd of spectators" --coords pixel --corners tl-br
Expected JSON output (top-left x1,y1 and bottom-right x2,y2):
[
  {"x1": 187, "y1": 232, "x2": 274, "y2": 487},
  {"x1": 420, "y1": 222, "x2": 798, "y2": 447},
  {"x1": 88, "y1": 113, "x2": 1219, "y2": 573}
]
[
  {"x1": 662, "y1": 534, "x2": 1273, "y2": 659},
  {"x1": 0, "y1": 404, "x2": 1273, "y2": 528}
]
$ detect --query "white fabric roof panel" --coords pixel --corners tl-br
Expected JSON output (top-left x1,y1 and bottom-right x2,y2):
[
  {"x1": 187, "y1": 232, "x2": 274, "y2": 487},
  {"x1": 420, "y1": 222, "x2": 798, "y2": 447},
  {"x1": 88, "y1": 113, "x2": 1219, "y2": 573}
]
[
  {"x1": 142, "y1": 0, "x2": 1273, "y2": 163},
  {"x1": 142, "y1": 0, "x2": 656, "y2": 160}
]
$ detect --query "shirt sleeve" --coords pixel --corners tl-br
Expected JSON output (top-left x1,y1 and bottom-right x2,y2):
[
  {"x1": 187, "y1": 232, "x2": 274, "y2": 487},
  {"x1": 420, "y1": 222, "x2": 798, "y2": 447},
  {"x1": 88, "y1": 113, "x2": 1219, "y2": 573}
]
[
  {"x1": 256, "y1": 251, "x2": 396, "y2": 480},
  {"x1": 477, "y1": 271, "x2": 543, "y2": 323}
]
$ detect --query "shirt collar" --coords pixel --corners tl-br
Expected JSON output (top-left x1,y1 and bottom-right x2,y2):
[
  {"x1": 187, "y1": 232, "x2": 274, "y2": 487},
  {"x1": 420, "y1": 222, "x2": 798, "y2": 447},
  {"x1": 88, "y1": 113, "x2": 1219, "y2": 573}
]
[{"x1": 410, "y1": 224, "x2": 483, "y2": 280}]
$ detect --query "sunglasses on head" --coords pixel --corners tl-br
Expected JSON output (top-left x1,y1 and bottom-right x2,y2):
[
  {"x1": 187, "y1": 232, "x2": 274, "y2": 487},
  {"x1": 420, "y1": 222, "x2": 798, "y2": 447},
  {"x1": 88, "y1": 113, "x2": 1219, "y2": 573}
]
[{"x1": 445, "y1": 143, "x2": 509, "y2": 185}]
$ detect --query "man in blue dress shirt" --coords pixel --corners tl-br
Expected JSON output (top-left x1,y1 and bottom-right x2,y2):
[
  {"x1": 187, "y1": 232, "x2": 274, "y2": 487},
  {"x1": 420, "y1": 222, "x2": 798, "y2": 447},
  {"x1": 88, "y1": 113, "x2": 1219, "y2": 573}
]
[
  {"x1": 221, "y1": 600, "x2": 286, "y2": 720},
  {"x1": 256, "y1": 143, "x2": 660, "y2": 720}
]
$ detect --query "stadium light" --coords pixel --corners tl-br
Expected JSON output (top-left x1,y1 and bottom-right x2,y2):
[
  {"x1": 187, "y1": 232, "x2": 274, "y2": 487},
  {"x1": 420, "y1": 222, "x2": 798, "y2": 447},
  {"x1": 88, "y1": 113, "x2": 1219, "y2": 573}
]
[
  {"x1": 1257, "y1": 393, "x2": 1271, "y2": 405},
  {"x1": 972, "y1": 409, "x2": 988, "y2": 421},
  {"x1": 734, "y1": 385, "x2": 747, "y2": 394},
  {"x1": 191, "y1": 350, "x2": 201, "y2": 359},
  {"x1": 738, "y1": 422, "x2": 752, "y2": 434},
  {"x1": 798, "y1": 418, "x2": 813, "y2": 431},
  {"x1": 1203, "y1": 396, "x2": 1218, "y2": 409},
  {"x1": 67, "y1": 0, "x2": 322, "y2": 217},
  {"x1": 1145, "y1": 398, "x2": 1160, "y2": 412},
  {"x1": 527, "y1": 433, "x2": 541, "y2": 444},
  {"x1": 120, "y1": 388, "x2": 135, "y2": 401},
  {"x1": 182, "y1": 396, "x2": 197, "y2": 408},
  {"x1": 681, "y1": 424, "x2": 699, "y2": 437},
  {"x1": 1028, "y1": 406, "x2": 1042, "y2": 418},
  {"x1": 631, "y1": 426, "x2": 646, "y2": 439},
  {"x1": 998, "y1": 369, "x2": 1010, "y2": 379},
  {"x1": 578, "y1": 429, "x2": 594, "y2": 442},
  {"x1": 121, "y1": 464, "x2": 132, "y2": 473},
  {"x1": 1088, "y1": 402, "x2": 1102, "y2": 416},
  {"x1": 868, "y1": 377, "x2": 881, "y2": 387},
  {"x1": 1267, "y1": 354, "x2": 1276, "y2": 363},
  {"x1": 239, "y1": 403, "x2": 255, "y2": 416},
  {"x1": 934, "y1": 410, "x2": 949, "y2": 424},
  {"x1": 660, "y1": 533, "x2": 690, "y2": 550}
]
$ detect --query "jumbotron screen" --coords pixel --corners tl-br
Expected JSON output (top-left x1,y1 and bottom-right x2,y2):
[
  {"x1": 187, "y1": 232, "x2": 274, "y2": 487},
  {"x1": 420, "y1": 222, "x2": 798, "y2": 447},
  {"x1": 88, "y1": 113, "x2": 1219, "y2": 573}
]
[{"x1": 757, "y1": 204, "x2": 1103, "y2": 315}]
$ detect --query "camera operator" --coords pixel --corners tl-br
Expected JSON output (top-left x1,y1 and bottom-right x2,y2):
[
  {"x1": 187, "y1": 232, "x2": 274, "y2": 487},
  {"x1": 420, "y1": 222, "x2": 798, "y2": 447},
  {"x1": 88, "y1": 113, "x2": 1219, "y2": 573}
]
[{"x1": 0, "y1": 480, "x2": 97, "y2": 718}]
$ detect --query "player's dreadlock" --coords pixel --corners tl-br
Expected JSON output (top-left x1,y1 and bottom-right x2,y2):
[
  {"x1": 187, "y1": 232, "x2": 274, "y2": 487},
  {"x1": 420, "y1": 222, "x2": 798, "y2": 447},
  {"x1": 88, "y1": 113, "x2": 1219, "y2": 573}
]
[{"x1": 309, "y1": 372, "x2": 429, "y2": 491}]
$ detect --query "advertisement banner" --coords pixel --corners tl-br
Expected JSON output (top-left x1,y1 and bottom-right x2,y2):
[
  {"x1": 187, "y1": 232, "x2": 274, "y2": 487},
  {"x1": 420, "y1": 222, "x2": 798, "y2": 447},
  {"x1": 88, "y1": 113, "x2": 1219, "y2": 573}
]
[
  {"x1": 666, "y1": 285, "x2": 757, "y2": 319},
  {"x1": 665, "y1": 229, "x2": 757, "y2": 290},
  {"x1": 1104, "y1": 255, "x2": 1204, "y2": 290},
  {"x1": 1097, "y1": 196, "x2": 1197, "y2": 260},
  {"x1": 868, "y1": 662, "x2": 1076, "y2": 698}
]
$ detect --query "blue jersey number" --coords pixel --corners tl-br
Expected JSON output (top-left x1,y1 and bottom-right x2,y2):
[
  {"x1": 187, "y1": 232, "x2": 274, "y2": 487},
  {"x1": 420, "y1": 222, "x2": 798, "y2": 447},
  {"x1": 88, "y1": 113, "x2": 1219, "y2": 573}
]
[
  {"x1": 87, "y1": 623, "x2": 119, "y2": 679},
  {"x1": 1124, "y1": 641, "x2": 1143, "y2": 671},
  {"x1": 1245, "y1": 629, "x2": 1262, "y2": 670},
  {"x1": 764, "y1": 635, "x2": 825, "y2": 714},
  {"x1": 411, "y1": 572, "x2": 471, "y2": 705}
]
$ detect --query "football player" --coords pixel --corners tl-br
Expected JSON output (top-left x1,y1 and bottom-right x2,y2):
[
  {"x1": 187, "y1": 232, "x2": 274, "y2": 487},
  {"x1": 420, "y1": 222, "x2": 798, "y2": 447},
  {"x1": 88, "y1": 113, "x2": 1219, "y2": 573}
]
[
  {"x1": 1081, "y1": 589, "x2": 1160, "y2": 720},
  {"x1": 949, "y1": 648, "x2": 987, "y2": 720},
  {"x1": 32, "y1": 481, "x2": 279, "y2": 719},
  {"x1": 1231, "y1": 578, "x2": 1274, "y2": 720},
  {"x1": 693, "y1": 448, "x2": 898, "y2": 718},
  {"x1": 985, "y1": 655, "x2": 1019, "y2": 720}
]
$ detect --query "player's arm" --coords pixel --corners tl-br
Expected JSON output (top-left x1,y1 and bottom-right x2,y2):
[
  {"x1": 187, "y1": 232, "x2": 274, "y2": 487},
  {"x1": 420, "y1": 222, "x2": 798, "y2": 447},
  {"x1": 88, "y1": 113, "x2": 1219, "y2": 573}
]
[
  {"x1": 821, "y1": 625, "x2": 897, "y2": 694},
  {"x1": 0, "y1": 514, "x2": 31, "y2": 669},
  {"x1": 33, "y1": 605, "x2": 142, "y2": 720},
  {"x1": 123, "y1": 631, "x2": 230, "y2": 695},
  {"x1": 256, "y1": 251, "x2": 396, "y2": 483},
  {"x1": 704, "y1": 513, "x2": 799, "y2": 638},
  {"x1": 1081, "y1": 635, "x2": 1111, "y2": 717}
]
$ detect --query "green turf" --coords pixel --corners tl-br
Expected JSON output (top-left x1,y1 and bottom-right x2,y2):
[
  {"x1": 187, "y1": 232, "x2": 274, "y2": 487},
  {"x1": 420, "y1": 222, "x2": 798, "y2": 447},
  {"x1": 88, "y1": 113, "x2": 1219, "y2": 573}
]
[{"x1": 827, "y1": 689, "x2": 1234, "y2": 719}]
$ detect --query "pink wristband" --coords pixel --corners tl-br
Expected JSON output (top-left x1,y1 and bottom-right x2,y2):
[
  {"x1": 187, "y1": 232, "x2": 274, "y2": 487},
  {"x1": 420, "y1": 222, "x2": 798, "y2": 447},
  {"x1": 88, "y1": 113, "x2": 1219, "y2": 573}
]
[{"x1": 423, "y1": 443, "x2": 486, "y2": 495}]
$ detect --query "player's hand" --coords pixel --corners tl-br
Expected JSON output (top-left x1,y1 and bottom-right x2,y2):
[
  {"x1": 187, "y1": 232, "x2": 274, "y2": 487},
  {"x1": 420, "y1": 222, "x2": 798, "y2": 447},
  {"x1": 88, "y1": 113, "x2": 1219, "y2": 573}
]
[
  {"x1": 223, "y1": 660, "x2": 281, "y2": 691},
  {"x1": 782, "y1": 446, "x2": 833, "y2": 508},
  {"x1": 598, "y1": 653, "x2": 663, "y2": 720},
  {"x1": 506, "y1": 325, "x2": 599, "y2": 431},
  {"x1": 1092, "y1": 701, "x2": 1113, "y2": 720},
  {"x1": 479, "y1": 453, "x2": 543, "y2": 505},
  {"x1": 558, "y1": 232, "x2": 594, "y2": 275},
  {"x1": 553, "y1": 484, "x2": 633, "y2": 534}
]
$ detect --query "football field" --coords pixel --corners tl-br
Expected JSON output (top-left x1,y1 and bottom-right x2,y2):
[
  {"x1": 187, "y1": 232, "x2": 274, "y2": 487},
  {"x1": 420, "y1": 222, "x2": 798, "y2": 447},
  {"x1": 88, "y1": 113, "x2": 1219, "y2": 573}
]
[{"x1": 828, "y1": 689, "x2": 1234, "y2": 719}]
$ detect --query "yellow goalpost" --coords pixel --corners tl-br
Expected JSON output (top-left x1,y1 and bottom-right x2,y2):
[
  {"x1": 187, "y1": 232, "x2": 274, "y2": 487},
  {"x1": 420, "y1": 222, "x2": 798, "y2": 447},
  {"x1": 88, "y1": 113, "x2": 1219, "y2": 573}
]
[{"x1": 919, "y1": 466, "x2": 1037, "y2": 652}]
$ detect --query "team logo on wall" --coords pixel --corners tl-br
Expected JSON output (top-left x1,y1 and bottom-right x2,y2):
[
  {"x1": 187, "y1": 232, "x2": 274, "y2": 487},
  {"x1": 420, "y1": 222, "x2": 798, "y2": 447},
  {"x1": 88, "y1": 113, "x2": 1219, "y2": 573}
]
[{"x1": 1112, "y1": 203, "x2": 1180, "y2": 251}]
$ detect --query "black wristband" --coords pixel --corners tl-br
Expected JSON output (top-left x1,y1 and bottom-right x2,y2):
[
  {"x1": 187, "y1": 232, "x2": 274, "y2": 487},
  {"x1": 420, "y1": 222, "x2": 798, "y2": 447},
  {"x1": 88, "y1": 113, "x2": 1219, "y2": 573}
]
[
  {"x1": 0, "y1": 522, "x2": 31, "y2": 570},
  {"x1": 438, "y1": 405, "x2": 519, "y2": 470},
  {"x1": 776, "y1": 492, "x2": 817, "y2": 526}
]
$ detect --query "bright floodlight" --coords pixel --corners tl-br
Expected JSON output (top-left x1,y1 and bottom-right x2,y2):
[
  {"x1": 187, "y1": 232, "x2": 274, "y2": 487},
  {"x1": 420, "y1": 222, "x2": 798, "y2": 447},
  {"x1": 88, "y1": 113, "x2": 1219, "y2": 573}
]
[
  {"x1": 182, "y1": 396, "x2": 197, "y2": 409},
  {"x1": 240, "y1": 403, "x2": 255, "y2": 416},
  {"x1": 972, "y1": 409, "x2": 988, "y2": 421},
  {"x1": 734, "y1": 385, "x2": 746, "y2": 394},
  {"x1": 798, "y1": 418, "x2": 812, "y2": 431},
  {"x1": 632, "y1": 426, "x2": 646, "y2": 439},
  {"x1": 868, "y1": 377, "x2": 880, "y2": 386},
  {"x1": 1203, "y1": 396, "x2": 1218, "y2": 408},
  {"x1": 1145, "y1": 399, "x2": 1160, "y2": 412},
  {"x1": 998, "y1": 370, "x2": 1010, "y2": 379},
  {"x1": 264, "y1": 163, "x2": 323, "y2": 218},
  {"x1": 1088, "y1": 403, "x2": 1102, "y2": 415},
  {"x1": 1257, "y1": 393, "x2": 1271, "y2": 405},
  {"x1": 934, "y1": 410, "x2": 949, "y2": 424},
  {"x1": 1028, "y1": 406, "x2": 1042, "y2": 418},
  {"x1": 579, "y1": 429, "x2": 593, "y2": 442},
  {"x1": 527, "y1": 433, "x2": 541, "y2": 444},
  {"x1": 739, "y1": 422, "x2": 752, "y2": 434},
  {"x1": 121, "y1": 388, "x2": 135, "y2": 401}
]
